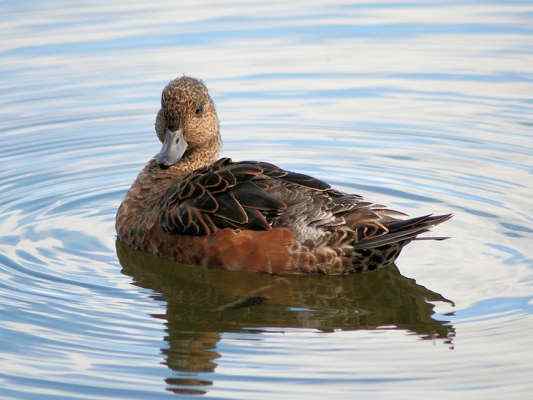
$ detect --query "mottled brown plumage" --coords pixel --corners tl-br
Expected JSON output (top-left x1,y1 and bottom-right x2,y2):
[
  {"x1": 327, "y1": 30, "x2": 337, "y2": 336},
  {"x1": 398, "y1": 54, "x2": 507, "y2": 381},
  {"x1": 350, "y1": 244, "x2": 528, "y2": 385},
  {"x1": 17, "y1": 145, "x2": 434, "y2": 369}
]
[{"x1": 116, "y1": 76, "x2": 451, "y2": 274}]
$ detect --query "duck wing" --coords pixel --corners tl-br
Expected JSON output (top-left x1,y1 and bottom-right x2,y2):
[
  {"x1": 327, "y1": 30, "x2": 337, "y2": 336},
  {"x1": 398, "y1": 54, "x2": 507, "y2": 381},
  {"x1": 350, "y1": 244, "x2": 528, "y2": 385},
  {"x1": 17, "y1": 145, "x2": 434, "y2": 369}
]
[
  {"x1": 160, "y1": 158, "x2": 450, "y2": 249},
  {"x1": 160, "y1": 158, "x2": 338, "y2": 235}
]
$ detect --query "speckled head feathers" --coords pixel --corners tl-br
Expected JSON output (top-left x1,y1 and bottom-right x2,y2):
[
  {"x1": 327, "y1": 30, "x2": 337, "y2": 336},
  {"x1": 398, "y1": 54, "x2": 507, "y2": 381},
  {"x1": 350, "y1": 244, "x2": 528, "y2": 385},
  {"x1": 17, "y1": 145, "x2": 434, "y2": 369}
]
[{"x1": 155, "y1": 76, "x2": 220, "y2": 150}]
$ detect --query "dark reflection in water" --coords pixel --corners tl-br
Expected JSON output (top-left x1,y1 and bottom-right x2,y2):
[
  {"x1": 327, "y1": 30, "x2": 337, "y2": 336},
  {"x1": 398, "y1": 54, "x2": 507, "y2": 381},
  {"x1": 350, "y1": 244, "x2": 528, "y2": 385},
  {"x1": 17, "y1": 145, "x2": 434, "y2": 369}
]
[{"x1": 116, "y1": 240, "x2": 454, "y2": 395}]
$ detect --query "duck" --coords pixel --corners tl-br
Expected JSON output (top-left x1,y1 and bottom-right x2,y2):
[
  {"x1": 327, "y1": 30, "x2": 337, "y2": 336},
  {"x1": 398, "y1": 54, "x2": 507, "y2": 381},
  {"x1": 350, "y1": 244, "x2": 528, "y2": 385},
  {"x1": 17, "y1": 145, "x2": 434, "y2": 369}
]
[{"x1": 115, "y1": 76, "x2": 451, "y2": 275}]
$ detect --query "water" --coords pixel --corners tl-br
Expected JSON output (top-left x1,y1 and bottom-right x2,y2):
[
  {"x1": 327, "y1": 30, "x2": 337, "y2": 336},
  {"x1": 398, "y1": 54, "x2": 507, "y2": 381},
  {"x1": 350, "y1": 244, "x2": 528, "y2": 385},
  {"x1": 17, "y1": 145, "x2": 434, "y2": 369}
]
[{"x1": 1, "y1": 1, "x2": 532, "y2": 399}]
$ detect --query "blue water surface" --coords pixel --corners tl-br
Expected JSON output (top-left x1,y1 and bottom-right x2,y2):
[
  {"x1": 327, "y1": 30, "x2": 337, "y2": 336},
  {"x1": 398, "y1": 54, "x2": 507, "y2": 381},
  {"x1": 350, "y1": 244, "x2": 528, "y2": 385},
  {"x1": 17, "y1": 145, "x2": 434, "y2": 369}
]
[{"x1": 0, "y1": 1, "x2": 532, "y2": 399}]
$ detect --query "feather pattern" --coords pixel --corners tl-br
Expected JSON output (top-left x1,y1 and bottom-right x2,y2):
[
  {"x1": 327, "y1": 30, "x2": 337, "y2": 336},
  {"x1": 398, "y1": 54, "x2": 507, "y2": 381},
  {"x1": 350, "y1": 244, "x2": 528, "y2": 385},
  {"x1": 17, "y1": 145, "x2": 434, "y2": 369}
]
[{"x1": 156, "y1": 157, "x2": 451, "y2": 271}]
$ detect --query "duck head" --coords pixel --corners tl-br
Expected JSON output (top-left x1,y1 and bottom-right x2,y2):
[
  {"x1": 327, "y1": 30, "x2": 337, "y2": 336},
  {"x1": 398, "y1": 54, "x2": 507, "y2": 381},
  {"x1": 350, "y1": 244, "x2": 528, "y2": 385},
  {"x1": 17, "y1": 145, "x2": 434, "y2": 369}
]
[{"x1": 155, "y1": 76, "x2": 220, "y2": 169}]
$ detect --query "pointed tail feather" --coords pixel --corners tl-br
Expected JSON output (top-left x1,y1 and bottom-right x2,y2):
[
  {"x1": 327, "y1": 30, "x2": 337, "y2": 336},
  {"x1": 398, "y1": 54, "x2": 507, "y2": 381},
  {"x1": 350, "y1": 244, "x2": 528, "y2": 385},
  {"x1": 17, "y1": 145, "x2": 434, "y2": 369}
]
[
  {"x1": 352, "y1": 213, "x2": 452, "y2": 250},
  {"x1": 388, "y1": 213, "x2": 452, "y2": 233},
  {"x1": 413, "y1": 236, "x2": 449, "y2": 241}
]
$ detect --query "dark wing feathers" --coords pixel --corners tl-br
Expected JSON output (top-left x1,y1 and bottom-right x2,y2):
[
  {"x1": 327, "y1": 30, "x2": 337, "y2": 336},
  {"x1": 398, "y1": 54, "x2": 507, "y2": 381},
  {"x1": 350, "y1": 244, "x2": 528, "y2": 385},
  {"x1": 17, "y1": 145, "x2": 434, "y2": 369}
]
[
  {"x1": 274, "y1": 171, "x2": 331, "y2": 191},
  {"x1": 232, "y1": 181, "x2": 285, "y2": 210},
  {"x1": 193, "y1": 190, "x2": 218, "y2": 213},
  {"x1": 160, "y1": 157, "x2": 450, "y2": 249},
  {"x1": 243, "y1": 160, "x2": 332, "y2": 191},
  {"x1": 243, "y1": 207, "x2": 271, "y2": 230},
  {"x1": 161, "y1": 158, "x2": 298, "y2": 235}
]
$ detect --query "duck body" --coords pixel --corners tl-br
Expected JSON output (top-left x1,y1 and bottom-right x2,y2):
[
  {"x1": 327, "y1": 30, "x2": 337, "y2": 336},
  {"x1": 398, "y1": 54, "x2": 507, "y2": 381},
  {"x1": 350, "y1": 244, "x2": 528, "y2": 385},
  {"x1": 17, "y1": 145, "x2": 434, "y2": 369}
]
[
  {"x1": 115, "y1": 76, "x2": 451, "y2": 275},
  {"x1": 116, "y1": 160, "x2": 451, "y2": 275}
]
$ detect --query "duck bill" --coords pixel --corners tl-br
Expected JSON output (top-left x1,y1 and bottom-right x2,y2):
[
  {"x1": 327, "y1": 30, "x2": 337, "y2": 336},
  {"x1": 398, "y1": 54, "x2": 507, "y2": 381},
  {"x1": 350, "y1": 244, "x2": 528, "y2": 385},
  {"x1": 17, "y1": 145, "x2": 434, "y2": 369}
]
[{"x1": 155, "y1": 128, "x2": 188, "y2": 167}]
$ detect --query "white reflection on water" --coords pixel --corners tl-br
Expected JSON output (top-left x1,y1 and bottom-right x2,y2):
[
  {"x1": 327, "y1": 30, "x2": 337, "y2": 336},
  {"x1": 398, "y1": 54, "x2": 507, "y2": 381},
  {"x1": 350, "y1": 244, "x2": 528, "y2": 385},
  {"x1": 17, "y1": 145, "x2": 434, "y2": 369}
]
[{"x1": 0, "y1": 1, "x2": 533, "y2": 399}]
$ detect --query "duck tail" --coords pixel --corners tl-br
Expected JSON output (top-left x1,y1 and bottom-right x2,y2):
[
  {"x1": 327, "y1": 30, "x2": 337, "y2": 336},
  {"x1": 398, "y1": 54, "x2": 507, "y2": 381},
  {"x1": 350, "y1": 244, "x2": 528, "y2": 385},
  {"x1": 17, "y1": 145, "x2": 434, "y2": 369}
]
[{"x1": 352, "y1": 213, "x2": 453, "y2": 250}]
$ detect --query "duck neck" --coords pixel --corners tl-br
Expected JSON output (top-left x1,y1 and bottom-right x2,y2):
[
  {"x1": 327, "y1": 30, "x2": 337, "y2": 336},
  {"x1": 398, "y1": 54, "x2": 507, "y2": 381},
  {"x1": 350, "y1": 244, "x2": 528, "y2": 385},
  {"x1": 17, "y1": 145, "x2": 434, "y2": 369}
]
[
  {"x1": 168, "y1": 134, "x2": 221, "y2": 177},
  {"x1": 180, "y1": 135, "x2": 221, "y2": 176}
]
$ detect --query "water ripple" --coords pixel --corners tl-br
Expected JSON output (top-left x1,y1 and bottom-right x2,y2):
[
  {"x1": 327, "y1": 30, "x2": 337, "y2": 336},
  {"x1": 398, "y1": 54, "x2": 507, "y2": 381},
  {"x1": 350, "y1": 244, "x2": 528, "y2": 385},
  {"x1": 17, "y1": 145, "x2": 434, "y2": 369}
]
[{"x1": 0, "y1": 1, "x2": 532, "y2": 399}]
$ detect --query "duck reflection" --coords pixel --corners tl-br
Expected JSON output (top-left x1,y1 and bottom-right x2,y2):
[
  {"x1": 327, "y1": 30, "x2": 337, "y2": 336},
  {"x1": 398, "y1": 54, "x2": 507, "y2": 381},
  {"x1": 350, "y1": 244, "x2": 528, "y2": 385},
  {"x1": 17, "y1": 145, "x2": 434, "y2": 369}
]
[{"x1": 116, "y1": 240, "x2": 454, "y2": 395}]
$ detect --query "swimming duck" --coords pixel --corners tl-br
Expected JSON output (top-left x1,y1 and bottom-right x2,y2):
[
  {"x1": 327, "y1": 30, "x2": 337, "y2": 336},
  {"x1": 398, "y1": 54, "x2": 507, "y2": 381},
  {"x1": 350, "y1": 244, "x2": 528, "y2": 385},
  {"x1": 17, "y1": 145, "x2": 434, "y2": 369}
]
[{"x1": 116, "y1": 76, "x2": 451, "y2": 274}]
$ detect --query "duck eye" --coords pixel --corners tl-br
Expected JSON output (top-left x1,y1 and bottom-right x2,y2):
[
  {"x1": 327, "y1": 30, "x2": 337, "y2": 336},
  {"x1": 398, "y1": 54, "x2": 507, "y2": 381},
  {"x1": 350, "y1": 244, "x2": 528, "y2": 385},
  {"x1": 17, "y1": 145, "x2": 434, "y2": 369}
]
[{"x1": 195, "y1": 104, "x2": 204, "y2": 115}]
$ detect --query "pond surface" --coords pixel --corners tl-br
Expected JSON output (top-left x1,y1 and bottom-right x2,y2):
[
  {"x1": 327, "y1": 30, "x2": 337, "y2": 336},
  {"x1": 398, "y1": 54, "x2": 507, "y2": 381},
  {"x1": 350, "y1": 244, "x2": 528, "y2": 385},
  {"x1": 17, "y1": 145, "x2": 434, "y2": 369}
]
[{"x1": 1, "y1": 1, "x2": 533, "y2": 399}]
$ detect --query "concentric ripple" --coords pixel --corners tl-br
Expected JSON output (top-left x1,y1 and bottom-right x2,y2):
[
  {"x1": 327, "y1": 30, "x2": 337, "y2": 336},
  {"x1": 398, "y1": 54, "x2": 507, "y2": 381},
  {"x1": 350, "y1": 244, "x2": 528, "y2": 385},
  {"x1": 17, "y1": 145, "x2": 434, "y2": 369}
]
[{"x1": 0, "y1": 1, "x2": 533, "y2": 399}]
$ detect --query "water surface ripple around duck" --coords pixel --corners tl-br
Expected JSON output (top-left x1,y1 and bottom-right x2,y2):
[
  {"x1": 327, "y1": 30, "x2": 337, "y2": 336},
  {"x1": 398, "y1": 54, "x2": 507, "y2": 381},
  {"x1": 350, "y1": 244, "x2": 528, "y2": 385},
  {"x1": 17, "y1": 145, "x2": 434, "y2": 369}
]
[{"x1": 0, "y1": 1, "x2": 532, "y2": 399}]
